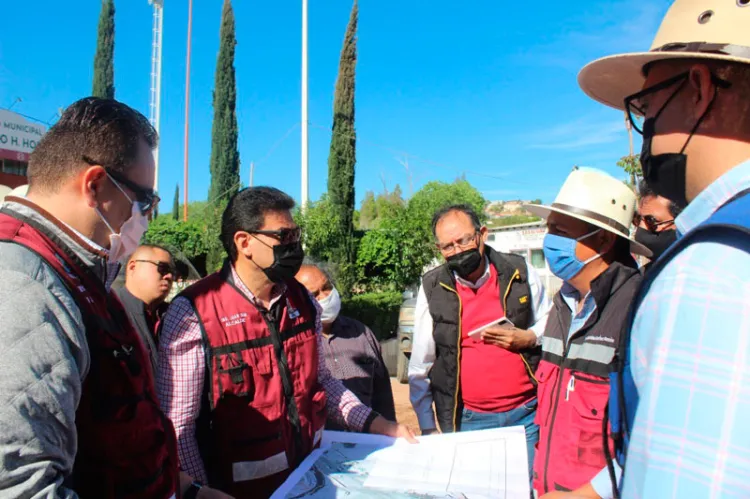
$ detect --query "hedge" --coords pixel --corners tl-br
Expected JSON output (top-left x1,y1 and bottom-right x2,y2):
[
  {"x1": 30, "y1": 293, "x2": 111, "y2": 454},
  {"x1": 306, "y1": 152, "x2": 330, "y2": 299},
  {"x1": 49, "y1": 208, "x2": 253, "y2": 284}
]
[{"x1": 341, "y1": 291, "x2": 403, "y2": 341}]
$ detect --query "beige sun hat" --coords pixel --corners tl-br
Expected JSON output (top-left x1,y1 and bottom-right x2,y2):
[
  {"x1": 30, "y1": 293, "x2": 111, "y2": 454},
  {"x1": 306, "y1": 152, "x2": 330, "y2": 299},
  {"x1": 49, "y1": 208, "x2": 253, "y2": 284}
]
[
  {"x1": 579, "y1": 0, "x2": 750, "y2": 111},
  {"x1": 524, "y1": 167, "x2": 651, "y2": 257}
]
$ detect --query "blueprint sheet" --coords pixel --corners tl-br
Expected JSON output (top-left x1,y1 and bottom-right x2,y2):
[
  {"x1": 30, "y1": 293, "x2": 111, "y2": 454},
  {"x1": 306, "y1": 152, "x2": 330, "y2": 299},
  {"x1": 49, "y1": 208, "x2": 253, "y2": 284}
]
[{"x1": 271, "y1": 426, "x2": 529, "y2": 499}]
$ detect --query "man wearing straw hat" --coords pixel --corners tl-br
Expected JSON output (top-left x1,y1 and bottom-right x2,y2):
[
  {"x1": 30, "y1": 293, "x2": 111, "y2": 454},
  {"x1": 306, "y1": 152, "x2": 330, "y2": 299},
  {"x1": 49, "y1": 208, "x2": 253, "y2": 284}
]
[
  {"x1": 547, "y1": 0, "x2": 750, "y2": 498},
  {"x1": 523, "y1": 168, "x2": 647, "y2": 498}
]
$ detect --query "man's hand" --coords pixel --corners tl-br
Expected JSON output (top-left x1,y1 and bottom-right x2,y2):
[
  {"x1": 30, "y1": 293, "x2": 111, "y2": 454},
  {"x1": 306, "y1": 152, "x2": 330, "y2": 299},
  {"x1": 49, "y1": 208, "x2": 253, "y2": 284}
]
[
  {"x1": 421, "y1": 428, "x2": 440, "y2": 436},
  {"x1": 369, "y1": 415, "x2": 419, "y2": 443},
  {"x1": 480, "y1": 325, "x2": 536, "y2": 351}
]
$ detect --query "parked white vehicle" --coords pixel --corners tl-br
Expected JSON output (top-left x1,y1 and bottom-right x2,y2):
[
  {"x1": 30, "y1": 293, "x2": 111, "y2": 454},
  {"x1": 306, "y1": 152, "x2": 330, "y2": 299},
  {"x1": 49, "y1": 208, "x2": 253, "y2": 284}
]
[{"x1": 485, "y1": 220, "x2": 562, "y2": 298}]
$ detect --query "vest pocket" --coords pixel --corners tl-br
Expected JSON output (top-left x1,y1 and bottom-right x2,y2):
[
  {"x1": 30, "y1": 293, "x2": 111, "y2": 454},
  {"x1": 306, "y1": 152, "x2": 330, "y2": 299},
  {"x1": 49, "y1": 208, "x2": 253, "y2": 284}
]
[
  {"x1": 216, "y1": 353, "x2": 254, "y2": 401},
  {"x1": 569, "y1": 373, "x2": 609, "y2": 468}
]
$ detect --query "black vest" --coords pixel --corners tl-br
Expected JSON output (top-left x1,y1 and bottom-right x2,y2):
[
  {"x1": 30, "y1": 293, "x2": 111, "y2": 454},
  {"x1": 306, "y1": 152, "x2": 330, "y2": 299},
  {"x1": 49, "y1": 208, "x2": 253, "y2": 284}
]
[
  {"x1": 542, "y1": 261, "x2": 642, "y2": 378},
  {"x1": 421, "y1": 247, "x2": 538, "y2": 432}
]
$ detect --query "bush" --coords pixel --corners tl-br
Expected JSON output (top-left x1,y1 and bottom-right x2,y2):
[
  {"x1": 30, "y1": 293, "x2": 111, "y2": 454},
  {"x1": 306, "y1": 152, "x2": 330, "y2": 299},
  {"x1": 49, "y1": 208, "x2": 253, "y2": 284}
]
[{"x1": 341, "y1": 291, "x2": 403, "y2": 341}]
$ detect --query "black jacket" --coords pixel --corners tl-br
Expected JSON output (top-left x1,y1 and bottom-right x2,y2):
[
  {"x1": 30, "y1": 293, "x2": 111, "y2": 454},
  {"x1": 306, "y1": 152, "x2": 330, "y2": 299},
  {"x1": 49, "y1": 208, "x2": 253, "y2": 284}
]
[
  {"x1": 421, "y1": 246, "x2": 539, "y2": 432},
  {"x1": 113, "y1": 286, "x2": 166, "y2": 374}
]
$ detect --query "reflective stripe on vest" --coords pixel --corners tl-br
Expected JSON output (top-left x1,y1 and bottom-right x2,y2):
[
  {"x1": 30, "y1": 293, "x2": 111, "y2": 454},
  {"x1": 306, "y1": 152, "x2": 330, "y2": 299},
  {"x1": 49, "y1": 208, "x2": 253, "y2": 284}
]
[{"x1": 542, "y1": 335, "x2": 616, "y2": 365}]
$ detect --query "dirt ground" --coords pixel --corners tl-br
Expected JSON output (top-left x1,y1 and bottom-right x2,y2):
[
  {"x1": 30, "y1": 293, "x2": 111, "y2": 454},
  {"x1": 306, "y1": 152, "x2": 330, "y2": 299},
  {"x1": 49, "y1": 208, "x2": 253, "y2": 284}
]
[{"x1": 391, "y1": 377, "x2": 420, "y2": 430}]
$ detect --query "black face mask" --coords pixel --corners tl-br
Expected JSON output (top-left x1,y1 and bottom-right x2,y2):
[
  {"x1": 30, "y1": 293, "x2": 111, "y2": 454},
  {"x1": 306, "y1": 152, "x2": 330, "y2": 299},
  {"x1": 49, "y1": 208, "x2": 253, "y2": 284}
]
[
  {"x1": 634, "y1": 227, "x2": 677, "y2": 261},
  {"x1": 446, "y1": 248, "x2": 483, "y2": 280},
  {"x1": 254, "y1": 240, "x2": 305, "y2": 284},
  {"x1": 640, "y1": 77, "x2": 720, "y2": 209}
]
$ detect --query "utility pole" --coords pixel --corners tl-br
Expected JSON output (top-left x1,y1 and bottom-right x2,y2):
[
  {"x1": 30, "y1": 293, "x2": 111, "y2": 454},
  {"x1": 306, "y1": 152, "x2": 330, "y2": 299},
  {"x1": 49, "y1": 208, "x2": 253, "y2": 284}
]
[
  {"x1": 183, "y1": 0, "x2": 193, "y2": 221},
  {"x1": 148, "y1": 0, "x2": 164, "y2": 194},
  {"x1": 398, "y1": 156, "x2": 413, "y2": 197},
  {"x1": 249, "y1": 161, "x2": 255, "y2": 187},
  {"x1": 300, "y1": 0, "x2": 309, "y2": 210}
]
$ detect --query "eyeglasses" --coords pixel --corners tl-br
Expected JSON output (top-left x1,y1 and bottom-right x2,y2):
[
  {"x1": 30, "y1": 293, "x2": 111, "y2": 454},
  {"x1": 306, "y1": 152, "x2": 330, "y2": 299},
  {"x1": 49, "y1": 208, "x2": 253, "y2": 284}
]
[
  {"x1": 134, "y1": 259, "x2": 176, "y2": 276},
  {"x1": 633, "y1": 213, "x2": 675, "y2": 232},
  {"x1": 82, "y1": 156, "x2": 160, "y2": 215},
  {"x1": 249, "y1": 227, "x2": 302, "y2": 245},
  {"x1": 624, "y1": 71, "x2": 731, "y2": 135},
  {"x1": 436, "y1": 233, "x2": 478, "y2": 253}
]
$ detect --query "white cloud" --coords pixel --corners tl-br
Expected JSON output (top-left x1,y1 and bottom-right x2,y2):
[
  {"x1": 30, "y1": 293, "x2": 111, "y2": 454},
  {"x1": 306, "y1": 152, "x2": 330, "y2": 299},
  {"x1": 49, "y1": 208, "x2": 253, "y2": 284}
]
[{"x1": 524, "y1": 117, "x2": 627, "y2": 150}]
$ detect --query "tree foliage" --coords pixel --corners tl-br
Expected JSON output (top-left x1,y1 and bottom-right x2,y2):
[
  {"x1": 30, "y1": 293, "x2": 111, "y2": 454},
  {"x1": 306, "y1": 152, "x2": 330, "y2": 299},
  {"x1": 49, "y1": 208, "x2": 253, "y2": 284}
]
[
  {"x1": 326, "y1": 1, "x2": 358, "y2": 292},
  {"x1": 92, "y1": 0, "x2": 115, "y2": 99},
  {"x1": 208, "y1": 0, "x2": 240, "y2": 204},
  {"x1": 617, "y1": 154, "x2": 642, "y2": 188},
  {"x1": 358, "y1": 185, "x2": 405, "y2": 229},
  {"x1": 172, "y1": 184, "x2": 180, "y2": 221}
]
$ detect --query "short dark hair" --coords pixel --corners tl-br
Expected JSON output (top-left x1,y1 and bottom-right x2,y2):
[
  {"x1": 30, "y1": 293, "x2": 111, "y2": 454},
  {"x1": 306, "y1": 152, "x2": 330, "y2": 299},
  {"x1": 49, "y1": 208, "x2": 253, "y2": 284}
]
[
  {"x1": 28, "y1": 97, "x2": 157, "y2": 193},
  {"x1": 431, "y1": 204, "x2": 482, "y2": 238},
  {"x1": 221, "y1": 186, "x2": 296, "y2": 262},
  {"x1": 131, "y1": 243, "x2": 174, "y2": 262},
  {"x1": 637, "y1": 179, "x2": 683, "y2": 218}
]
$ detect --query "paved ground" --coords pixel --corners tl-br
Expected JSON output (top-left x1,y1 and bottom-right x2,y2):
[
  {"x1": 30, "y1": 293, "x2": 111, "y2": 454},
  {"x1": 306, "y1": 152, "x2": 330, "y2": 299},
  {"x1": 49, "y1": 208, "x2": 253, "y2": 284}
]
[{"x1": 391, "y1": 377, "x2": 420, "y2": 430}]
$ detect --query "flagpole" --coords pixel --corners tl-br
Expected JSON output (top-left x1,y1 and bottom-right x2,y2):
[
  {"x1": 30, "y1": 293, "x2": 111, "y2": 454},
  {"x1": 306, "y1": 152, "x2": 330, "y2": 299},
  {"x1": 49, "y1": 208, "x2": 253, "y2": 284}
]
[{"x1": 301, "y1": 0, "x2": 309, "y2": 210}]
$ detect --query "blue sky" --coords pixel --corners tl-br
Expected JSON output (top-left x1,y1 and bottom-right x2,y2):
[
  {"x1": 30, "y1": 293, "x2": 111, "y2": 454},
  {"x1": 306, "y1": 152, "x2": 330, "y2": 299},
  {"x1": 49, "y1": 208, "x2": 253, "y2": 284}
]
[{"x1": 0, "y1": 0, "x2": 671, "y2": 209}]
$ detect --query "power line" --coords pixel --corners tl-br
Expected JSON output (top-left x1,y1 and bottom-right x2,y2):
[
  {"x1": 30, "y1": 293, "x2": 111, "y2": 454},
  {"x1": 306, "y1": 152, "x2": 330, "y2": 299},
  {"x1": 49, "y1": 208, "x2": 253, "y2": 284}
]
[{"x1": 0, "y1": 107, "x2": 54, "y2": 127}]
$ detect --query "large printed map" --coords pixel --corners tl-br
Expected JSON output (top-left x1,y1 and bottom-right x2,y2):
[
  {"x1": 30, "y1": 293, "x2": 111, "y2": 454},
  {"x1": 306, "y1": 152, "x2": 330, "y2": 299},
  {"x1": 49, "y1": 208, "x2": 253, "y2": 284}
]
[{"x1": 271, "y1": 428, "x2": 529, "y2": 499}]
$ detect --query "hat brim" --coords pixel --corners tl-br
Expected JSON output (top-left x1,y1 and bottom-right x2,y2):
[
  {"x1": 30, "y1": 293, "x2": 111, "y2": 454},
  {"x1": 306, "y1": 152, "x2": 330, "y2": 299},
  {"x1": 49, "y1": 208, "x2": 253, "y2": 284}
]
[
  {"x1": 524, "y1": 203, "x2": 652, "y2": 257},
  {"x1": 578, "y1": 50, "x2": 750, "y2": 111}
]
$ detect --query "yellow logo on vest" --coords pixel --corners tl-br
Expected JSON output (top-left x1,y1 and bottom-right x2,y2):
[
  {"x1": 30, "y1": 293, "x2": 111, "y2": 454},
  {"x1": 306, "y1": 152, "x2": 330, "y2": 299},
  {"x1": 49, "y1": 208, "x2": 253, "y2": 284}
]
[{"x1": 519, "y1": 295, "x2": 529, "y2": 304}]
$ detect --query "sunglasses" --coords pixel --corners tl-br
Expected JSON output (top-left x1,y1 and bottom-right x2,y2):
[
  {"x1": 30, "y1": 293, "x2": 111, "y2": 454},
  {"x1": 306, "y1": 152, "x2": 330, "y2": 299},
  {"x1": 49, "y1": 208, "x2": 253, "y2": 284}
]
[
  {"x1": 249, "y1": 227, "x2": 302, "y2": 245},
  {"x1": 624, "y1": 71, "x2": 731, "y2": 135},
  {"x1": 633, "y1": 213, "x2": 675, "y2": 232},
  {"x1": 134, "y1": 259, "x2": 176, "y2": 276},
  {"x1": 82, "y1": 156, "x2": 160, "y2": 215}
]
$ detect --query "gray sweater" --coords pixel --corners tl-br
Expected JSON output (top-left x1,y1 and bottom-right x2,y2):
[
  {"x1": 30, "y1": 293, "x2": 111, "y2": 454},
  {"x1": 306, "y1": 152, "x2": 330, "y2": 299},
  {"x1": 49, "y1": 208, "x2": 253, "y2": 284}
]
[{"x1": 0, "y1": 200, "x2": 117, "y2": 498}]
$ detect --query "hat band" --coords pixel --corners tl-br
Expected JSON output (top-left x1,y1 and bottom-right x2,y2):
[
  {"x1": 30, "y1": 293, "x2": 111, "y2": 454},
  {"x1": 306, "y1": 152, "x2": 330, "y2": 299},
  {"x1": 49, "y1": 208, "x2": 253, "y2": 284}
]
[
  {"x1": 653, "y1": 42, "x2": 750, "y2": 61},
  {"x1": 551, "y1": 203, "x2": 629, "y2": 234}
]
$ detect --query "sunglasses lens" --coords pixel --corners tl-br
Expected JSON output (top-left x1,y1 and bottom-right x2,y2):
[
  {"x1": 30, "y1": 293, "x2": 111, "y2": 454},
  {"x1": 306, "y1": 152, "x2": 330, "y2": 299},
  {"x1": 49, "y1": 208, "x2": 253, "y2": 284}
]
[{"x1": 157, "y1": 263, "x2": 173, "y2": 275}]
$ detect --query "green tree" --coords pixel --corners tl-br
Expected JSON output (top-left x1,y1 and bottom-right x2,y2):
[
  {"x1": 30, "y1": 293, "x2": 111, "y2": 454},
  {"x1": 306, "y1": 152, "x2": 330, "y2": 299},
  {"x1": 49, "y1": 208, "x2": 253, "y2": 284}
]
[
  {"x1": 92, "y1": 0, "x2": 115, "y2": 99},
  {"x1": 172, "y1": 184, "x2": 180, "y2": 221},
  {"x1": 326, "y1": 0, "x2": 358, "y2": 293},
  {"x1": 617, "y1": 154, "x2": 642, "y2": 188},
  {"x1": 208, "y1": 0, "x2": 240, "y2": 204},
  {"x1": 359, "y1": 191, "x2": 377, "y2": 229}
]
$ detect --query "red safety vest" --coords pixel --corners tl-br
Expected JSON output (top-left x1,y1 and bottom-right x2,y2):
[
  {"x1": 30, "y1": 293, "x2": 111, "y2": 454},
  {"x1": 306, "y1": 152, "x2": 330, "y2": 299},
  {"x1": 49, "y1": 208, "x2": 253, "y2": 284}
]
[
  {"x1": 184, "y1": 267, "x2": 327, "y2": 498},
  {"x1": 0, "y1": 205, "x2": 179, "y2": 498}
]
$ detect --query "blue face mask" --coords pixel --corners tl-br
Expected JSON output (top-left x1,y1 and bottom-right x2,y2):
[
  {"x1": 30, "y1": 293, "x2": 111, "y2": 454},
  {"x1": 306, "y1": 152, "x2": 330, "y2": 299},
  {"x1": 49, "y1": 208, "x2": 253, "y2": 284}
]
[{"x1": 543, "y1": 228, "x2": 602, "y2": 281}]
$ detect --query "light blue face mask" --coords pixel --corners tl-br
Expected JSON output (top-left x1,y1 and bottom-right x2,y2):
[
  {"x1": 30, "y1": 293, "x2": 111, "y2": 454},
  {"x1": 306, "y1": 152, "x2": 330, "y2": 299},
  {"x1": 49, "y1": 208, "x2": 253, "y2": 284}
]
[{"x1": 543, "y1": 228, "x2": 602, "y2": 281}]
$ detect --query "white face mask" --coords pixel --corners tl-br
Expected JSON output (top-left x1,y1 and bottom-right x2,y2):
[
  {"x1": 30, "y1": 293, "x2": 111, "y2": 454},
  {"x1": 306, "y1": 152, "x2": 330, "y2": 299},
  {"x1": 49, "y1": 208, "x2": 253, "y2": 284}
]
[
  {"x1": 318, "y1": 287, "x2": 342, "y2": 325},
  {"x1": 95, "y1": 174, "x2": 149, "y2": 263}
]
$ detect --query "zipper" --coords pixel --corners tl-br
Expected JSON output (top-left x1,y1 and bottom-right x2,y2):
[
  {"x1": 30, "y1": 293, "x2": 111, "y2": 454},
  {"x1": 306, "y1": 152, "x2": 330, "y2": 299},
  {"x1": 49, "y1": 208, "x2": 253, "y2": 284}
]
[{"x1": 439, "y1": 282, "x2": 463, "y2": 431}]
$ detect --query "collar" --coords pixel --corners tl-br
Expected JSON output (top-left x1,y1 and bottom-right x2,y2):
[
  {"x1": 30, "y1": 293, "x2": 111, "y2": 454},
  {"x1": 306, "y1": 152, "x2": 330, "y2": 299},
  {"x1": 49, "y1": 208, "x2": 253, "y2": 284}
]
[
  {"x1": 676, "y1": 159, "x2": 750, "y2": 236},
  {"x1": 1, "y1": 198, "x2": 112, "y2": 285},
  {"x1": 454, "y1": 255, "x2": 490, "y2": 290},
  {"x1": 229, "y1": 264, "x2": 286, "y2": 309}
]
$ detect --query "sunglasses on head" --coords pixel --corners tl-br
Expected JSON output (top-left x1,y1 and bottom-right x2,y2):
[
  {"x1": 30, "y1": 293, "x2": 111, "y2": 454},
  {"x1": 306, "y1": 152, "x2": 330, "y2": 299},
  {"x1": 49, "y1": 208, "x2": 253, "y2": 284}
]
[
  {"x1": 82, "y1": 156, "x2": 160, "y2": 215},
  {"x1": 135, "y1": 259, "x2": 175, "y2": 276},
  {"x1": 249, "y1": 227, "x2": 302, "y2": 245}
]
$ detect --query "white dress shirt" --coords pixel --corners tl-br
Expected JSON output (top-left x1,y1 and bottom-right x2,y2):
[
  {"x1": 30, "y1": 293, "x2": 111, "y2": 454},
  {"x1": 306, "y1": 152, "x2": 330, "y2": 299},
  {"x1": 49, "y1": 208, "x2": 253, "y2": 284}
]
[{"x1": 408, "y1": 257, "x2": 552, "y2": 431}]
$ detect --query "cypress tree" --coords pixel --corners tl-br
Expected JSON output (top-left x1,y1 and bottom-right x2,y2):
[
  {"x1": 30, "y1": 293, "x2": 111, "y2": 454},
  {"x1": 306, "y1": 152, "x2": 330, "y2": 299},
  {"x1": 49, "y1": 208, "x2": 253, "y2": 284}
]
[
  {"x1": 208, "y1": 0, "x2": 240, "y2": 204},
  {"x1": 92, "y1": 0, "x2": 115, "y2": 99},
  {"x1": 327, "y1": 0, "x2": 358, "y2": 290},
  {"x1": 173, "y1": 184, "x2": 180, "y2": 221}
]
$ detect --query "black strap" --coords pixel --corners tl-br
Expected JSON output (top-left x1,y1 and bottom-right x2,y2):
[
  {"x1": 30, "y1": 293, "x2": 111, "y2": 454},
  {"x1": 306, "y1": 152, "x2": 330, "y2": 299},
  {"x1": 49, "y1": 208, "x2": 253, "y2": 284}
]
[{"x1": 209, "y1": 321, "x2": 314, "y2": 356}]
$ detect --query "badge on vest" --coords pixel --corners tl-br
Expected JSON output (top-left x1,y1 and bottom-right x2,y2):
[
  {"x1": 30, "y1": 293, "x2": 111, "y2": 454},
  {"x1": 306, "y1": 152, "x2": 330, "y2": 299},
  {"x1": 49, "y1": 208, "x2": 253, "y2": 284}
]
[
  {"x1": 519, "y1": 295, "x2": 529, "y2": 304},
  {"x1": 287, "y1": 299, "x2": 300, "y2": 320}
]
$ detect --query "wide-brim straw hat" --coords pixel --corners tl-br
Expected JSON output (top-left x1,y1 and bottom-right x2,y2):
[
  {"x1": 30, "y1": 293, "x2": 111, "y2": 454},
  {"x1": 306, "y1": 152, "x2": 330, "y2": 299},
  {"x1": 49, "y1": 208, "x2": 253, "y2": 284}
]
[
  {"x1": 579, "y1": 0, "x2": 750, "y2": 111},
  {"x1": 524, "y1": 167, "x2": 652, "y2": 257}
]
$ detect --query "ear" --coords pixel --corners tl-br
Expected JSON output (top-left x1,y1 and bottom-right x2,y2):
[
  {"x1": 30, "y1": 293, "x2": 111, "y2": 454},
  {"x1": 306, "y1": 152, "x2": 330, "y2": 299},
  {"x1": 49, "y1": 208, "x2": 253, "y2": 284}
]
[
  {"x1": 479, "y1": 226, "x2": 488, "y2": 242},
  {"x1": 688, "y1": 64, "x2": 716, "y2": 119},
  {"x1": 80, "y1": 165, "x2": 107, "y2": 208},
  {"x1": 597, "y1": 230, "x2": 617, "y2": 255},
  {"x1": 234, "y1": 231, "x2": 253, "y2": 259}
]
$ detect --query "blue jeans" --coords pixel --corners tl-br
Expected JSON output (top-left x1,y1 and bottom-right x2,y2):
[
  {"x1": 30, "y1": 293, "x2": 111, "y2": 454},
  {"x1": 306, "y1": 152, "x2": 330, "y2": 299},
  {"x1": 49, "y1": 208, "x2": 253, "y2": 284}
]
[{"x1": 461, "y1": 399, "x2": 539, "y2": 481}]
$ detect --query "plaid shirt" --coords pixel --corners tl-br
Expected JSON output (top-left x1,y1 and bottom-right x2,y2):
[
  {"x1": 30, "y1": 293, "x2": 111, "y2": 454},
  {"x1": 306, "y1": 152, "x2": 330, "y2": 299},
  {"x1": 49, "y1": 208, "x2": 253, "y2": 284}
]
[
  {"x1": 156, "y1": 266, "x2": 373, "y2": 482},
  {"x1": 623, "y1": 160, "x2": 750, "y2": 498}
]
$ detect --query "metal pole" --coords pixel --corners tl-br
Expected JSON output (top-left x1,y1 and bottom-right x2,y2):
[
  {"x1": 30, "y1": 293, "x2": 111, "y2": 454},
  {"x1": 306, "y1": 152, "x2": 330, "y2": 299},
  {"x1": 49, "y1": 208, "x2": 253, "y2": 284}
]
[
  {"x1": 625, "y1": 111, "x2": 634, "y2": 156},
  {"x1": 249, "y1": 161, "x2": 255, "y2": 187},
  {"x1": 183, "y1": 0, "x2": 193, "y2": 221},
  {"x1": 300, "y1": 0, "x2": 309, "y2": 210},
  {"x1": 154, "y1": 2, "x2": 164, "y2": 194}
]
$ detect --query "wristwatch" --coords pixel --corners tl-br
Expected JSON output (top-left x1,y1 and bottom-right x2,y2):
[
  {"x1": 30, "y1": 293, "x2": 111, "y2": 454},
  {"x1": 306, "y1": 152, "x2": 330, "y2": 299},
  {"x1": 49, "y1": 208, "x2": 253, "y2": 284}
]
[{"x1": 183, "y1": 481, "x2": 203, "y2": 499}]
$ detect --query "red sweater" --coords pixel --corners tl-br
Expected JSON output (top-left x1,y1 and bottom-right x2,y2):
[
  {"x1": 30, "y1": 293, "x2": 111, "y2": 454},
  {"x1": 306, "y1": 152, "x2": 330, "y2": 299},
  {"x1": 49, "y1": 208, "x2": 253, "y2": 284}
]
[{"x1": 457, "y1": 264, "x2": 535, "y2": 413}]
